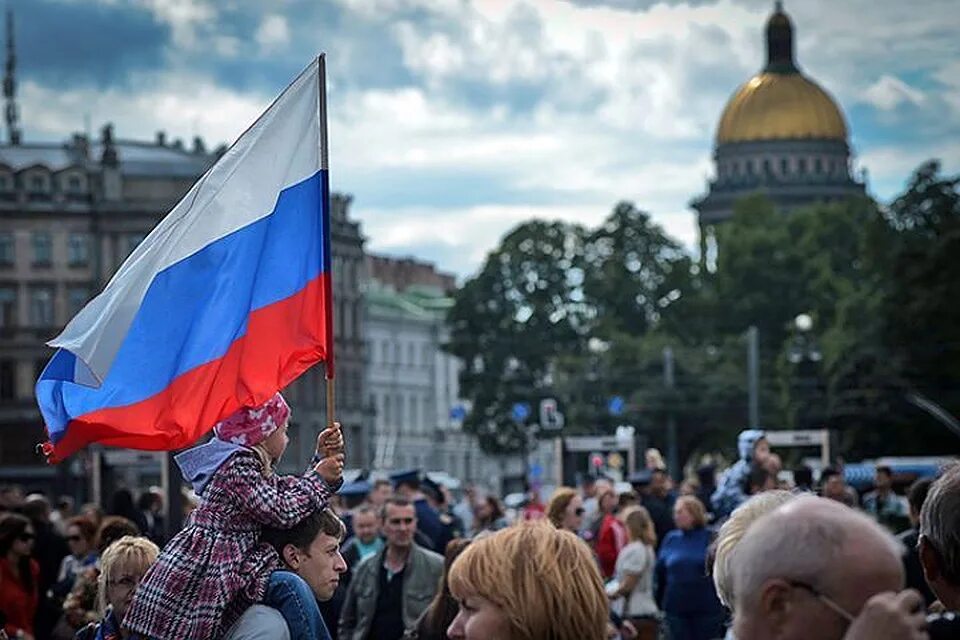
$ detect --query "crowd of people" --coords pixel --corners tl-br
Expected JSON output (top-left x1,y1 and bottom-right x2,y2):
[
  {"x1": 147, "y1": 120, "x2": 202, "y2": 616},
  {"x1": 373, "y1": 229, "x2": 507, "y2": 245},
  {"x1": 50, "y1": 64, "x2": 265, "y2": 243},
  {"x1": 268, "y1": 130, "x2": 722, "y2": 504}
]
[{"x1": 1, "y1": 406, "x2": 958, "y2": 639}]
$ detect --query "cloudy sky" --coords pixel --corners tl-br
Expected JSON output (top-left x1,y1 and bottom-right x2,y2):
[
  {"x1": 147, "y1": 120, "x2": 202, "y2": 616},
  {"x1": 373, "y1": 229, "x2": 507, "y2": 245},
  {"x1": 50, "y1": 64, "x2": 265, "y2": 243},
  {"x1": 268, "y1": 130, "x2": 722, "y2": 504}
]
[{"x1": 14, "y1": 0, "x2": 960, "y2": 277}]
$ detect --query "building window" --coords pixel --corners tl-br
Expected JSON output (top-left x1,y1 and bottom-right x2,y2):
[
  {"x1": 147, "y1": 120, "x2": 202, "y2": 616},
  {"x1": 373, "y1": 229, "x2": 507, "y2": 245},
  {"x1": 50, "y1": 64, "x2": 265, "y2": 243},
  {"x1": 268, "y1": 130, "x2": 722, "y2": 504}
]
[
  {"x1": 814, "y1": 158, "x2": 823, "y2": 174},
  {"x1": 798, "y1": 158, "x2": 807, "y2": 174},
  {"x1": 0, "y1": 360, "x2": 15, "y2": 400},
  {"x1": 32, "y1": 232, "x2": 52, "y2": 266},
  {"x1": 0, "y1": 286, "x2": 16, "y2": 328},
  {"x1": 0, "y1": 174, "x2": 10, "y2": 191},
  {"x1": 30, "y1": 286, "x2": 55, "y2": 327},
  {"x1": 408, "y1": 343, "x2": 416, "y2": 367},
  {"x1": 780, "y1": 157, "x2": 789, "y2": 176},
  {"x1": 0, "y1": 233, "x2": 13, "y2": 266},
  {"x1": 30, "y1": 175, "x2": 45, "y2": 191},
  {"x1": 67, "y1": 175, "x2": 83, "y2": 193},
  {"x1": 67, "y1": 286, "x2": 90, "y2": 317},
  {"x1": 422, "y1": 344, "x2": 431, "y2": 368},
  {"x1": 394, "y1": 342, "x2": 401, "y2": 366},
  {"x1": 762, "y1": 158, "x2": 772, "y2": 176},
  {"x1": 68, "y1": 233, "x2": 90, "y2": 267}
]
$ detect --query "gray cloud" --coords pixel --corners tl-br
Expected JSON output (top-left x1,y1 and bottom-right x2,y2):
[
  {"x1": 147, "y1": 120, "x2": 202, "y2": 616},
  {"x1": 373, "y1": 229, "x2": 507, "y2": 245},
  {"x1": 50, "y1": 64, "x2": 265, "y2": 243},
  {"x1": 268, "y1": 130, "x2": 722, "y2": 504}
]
[{"x1": 14, "y1": 0, "x2": 169, "y2": 89}]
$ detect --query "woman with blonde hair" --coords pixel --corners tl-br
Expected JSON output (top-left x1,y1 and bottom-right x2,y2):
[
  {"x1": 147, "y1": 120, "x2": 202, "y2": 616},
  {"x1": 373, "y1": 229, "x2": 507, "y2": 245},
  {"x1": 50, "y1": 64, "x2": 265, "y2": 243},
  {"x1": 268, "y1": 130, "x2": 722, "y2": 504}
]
[
  {"x1": 75, "y1": 535, "x2": 160, "y2": 639},
  {"x1": 608, "y1": 506, "x2": 659, "y2": 640},
  {"x1": 446, "y1": 520, "x2": 609, "y2": 639},
  {"x1": 545, "y1": 487, "x2": 584, "y2": 532}
]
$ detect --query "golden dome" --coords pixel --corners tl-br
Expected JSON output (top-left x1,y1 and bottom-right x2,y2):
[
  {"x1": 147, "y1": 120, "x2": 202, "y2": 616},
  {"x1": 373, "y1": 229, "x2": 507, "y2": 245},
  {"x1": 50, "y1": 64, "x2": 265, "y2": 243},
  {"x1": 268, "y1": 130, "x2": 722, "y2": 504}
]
[
  {"x1": 715, "y1": 3, "x2": 849, "y2": 145},
  {"x1": 716, "y1": 72, "x2": 848, "y2": 144}
]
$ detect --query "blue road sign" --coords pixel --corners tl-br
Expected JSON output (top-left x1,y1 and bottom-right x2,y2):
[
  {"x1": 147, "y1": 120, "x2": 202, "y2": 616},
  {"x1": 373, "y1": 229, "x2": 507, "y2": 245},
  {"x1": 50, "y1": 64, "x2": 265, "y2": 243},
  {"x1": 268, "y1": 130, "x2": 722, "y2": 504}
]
[
  {"x1": 530, "y1": 463, "x2": 543, "y2": 479},
  {"x1": 512, "y1": 402, "x2": 531, "y2": 422},
  {"x1": 450, "y1": 404, "x2": 467, "y2": 421},
  {"x1": 608, "y1": 395, "x2": 625, "y2": 416}
]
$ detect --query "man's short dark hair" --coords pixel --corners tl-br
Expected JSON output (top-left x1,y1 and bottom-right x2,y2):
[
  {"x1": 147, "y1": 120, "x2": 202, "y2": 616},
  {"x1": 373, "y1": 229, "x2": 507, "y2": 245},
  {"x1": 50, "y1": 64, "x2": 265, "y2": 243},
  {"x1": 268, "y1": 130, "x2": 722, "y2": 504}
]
[
  {"x1": 380, "y1": 497, "x2": 413, "y2": 520},
  {"x1": 262, "y1": 508, "x2": 346, "y2": 556},
  {"x1": 96, "y1": 516, "x2": 140, "y2": 553},
  {"x1": 136, "y1": 491, "x2": 161, "y2": 511},
  {"x1": 793, "y1": 465, "x2": 814, "y2": 488},
  {"x1": 820, "y1": 467, "x2": 841, "y2": 483},
  {"x1": 908, "y1": 477, "x2": 934, "y2": 515},
  {"x1": 876, "y1": 465, "x2": 893, "y2": 479},
  {"x1": 353, "y1": 505, "x2": 377, "y2": 519},
  {"x1": 372, "y1": 479, "x2": 392, "y2": 491},
  {"x1": 746, "y1": 465, "x2": 771, "y2": 494}
]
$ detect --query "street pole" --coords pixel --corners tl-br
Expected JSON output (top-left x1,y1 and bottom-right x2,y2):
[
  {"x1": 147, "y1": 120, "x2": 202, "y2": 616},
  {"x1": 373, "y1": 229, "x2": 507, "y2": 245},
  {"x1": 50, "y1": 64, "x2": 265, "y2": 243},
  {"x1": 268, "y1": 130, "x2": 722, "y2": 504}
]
[
  {"x1": 663, "y1": 347, "x2": 678, "y2": 481},
  {"x1": 747, "y1": 325, "x2": 760, "y2": 429}
]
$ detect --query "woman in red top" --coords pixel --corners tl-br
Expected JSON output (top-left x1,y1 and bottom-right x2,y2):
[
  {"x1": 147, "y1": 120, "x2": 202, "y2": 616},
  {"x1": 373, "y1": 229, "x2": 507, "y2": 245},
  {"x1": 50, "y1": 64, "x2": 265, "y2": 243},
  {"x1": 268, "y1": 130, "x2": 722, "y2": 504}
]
[
  {"x1": 594, "y1": 487, "x2": 627, "y2": 580},
  {"x1": 0, "y1": 512, "x2": 40, "y2": 640}
]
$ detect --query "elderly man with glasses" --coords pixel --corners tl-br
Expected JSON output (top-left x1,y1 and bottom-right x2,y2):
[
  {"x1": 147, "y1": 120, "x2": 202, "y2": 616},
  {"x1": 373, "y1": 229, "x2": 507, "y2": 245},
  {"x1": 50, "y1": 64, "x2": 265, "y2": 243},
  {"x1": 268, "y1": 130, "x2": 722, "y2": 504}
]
[
  {"x1": 918, "y1": 463, "x2": 960, "y2": 638},
  {"x1": 730, "y1": 495, "x2": 928, "y2": 640}
]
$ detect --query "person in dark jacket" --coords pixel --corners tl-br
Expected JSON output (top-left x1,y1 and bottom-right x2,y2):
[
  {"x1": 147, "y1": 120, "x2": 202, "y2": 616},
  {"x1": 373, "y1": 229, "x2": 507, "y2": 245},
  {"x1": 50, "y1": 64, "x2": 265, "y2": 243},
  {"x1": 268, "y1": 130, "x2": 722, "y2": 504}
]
[
  {"x1": 22, "y1": 494, "x2": 70, "y2": 639},
  {"x1": 897, "y1": 477, "x2": 936, "y2": 606},
  {"x1": 640, "y1": 469, "x2": 677, "y2": 551},
  {"x1": 655, "y1": 496, "x2": 724, "y2": 640}
]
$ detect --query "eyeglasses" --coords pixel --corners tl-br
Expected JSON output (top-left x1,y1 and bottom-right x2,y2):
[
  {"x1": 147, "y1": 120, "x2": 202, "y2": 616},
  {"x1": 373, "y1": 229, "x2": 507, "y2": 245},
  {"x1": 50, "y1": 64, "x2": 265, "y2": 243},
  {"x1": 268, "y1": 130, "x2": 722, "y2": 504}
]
[
  {"x1": 108, "y1": 575, "x2": 140, "y2": 591},
  {"x1": 787, "y1": 580, "x2": 855, "y2": 625}
]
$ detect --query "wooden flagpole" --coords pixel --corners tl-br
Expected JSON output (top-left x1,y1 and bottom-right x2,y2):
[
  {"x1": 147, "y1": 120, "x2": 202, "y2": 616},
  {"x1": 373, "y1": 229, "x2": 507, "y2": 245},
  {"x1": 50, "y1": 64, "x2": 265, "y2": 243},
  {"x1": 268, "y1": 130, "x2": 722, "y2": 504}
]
[{"x1": 318, "y1": 54, "x2": 337, "y2": 434}]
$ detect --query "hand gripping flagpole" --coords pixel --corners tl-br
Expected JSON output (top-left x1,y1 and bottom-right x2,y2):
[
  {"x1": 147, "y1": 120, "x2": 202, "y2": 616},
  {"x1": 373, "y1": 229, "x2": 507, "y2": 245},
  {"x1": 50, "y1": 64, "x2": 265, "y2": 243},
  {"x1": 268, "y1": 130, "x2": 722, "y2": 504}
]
[{"x1": 317, "y1": 55, "x2": 338, "y2": 436}]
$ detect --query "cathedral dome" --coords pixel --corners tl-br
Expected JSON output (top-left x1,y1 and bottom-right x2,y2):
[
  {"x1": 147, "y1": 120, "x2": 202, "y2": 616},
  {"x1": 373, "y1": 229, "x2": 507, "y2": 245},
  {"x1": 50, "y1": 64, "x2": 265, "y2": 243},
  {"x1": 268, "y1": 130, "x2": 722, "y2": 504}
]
[
  {"x1": 715, "y1": 2, "x2": 848, "y2": 144},
  {"x1": 716, "y1": 72, "x2": 848, "y2": 144}
]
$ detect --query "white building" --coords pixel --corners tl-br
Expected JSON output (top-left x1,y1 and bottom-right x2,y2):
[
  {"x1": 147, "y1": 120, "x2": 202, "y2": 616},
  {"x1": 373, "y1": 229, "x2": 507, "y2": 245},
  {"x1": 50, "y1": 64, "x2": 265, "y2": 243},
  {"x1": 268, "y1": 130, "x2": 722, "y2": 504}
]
[{"x1": 364, "y1": 257, "x2": 508, "y2": 490}]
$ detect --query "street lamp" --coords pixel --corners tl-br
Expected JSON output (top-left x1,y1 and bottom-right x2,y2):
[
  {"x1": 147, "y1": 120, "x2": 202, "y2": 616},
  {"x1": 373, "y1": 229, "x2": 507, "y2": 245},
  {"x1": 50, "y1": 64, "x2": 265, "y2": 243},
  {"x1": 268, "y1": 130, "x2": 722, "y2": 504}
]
[
  {"x1": 788, "y1": 313, "x2": 823, "y2": 430},
  {"x1": 788, "y1": 314, "x2": 822, "y2": 364}
]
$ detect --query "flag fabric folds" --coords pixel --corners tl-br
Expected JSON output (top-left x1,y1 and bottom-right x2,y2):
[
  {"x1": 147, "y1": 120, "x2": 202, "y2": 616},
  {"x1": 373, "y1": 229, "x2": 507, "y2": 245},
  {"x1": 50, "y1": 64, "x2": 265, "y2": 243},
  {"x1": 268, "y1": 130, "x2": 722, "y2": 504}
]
[{"x1": 35, "y1": 56, "x2": 334, "y2": 462}]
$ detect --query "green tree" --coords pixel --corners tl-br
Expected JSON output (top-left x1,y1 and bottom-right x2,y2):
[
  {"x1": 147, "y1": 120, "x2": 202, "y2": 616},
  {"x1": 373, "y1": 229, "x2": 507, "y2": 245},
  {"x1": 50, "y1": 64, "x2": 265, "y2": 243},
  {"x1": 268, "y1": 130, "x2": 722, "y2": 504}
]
[
  {"x1": 446, "y1": 220, "x2": 588, "y2": 454},
  {"x1": 582, "y1": 202, "x2": 693, "y2": 338}
]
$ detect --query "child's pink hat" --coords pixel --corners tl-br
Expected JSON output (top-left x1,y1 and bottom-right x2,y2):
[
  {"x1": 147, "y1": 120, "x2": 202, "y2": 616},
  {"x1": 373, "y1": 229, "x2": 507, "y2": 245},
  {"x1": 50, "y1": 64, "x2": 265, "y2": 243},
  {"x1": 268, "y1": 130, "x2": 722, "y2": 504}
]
[{"x1": 214, "y1": 392, "x2": 290, "y2": 447}]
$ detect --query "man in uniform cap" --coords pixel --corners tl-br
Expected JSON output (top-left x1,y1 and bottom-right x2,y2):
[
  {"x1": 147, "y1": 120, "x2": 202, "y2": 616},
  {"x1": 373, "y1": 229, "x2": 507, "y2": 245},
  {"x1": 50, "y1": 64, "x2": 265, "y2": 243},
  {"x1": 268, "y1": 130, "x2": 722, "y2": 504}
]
[
  {"x1": 389, "y1": 470, "x2": 443, "y2": 552},
  {"x1": 422, "y1": 476, "x2": 464, "y2": 552}
]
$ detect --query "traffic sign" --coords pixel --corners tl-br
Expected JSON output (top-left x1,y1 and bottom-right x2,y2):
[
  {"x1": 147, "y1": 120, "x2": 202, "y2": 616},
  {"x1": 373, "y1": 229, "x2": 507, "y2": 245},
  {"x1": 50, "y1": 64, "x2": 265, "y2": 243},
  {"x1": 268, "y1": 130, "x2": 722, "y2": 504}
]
[
  {"x1": 539, "y1": 398, "x2": 564, "y2": 430},
  {"x1": 511, "y1": 402, "x2": 531, "y2": 423},
  {"x1": 608, "y1": 396, "x2": 625, "y2": 416},
  {"x1": 449, "y1": 404, "x2": 467, "y2": 421}
]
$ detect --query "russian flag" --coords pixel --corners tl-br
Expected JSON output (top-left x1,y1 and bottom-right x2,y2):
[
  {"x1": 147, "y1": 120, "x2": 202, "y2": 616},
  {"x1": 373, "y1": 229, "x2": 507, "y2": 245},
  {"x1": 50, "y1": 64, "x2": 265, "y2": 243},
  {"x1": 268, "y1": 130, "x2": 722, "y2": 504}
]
[{"x1": 35, "y1": 57, "x2": 335, "y2": 462}]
